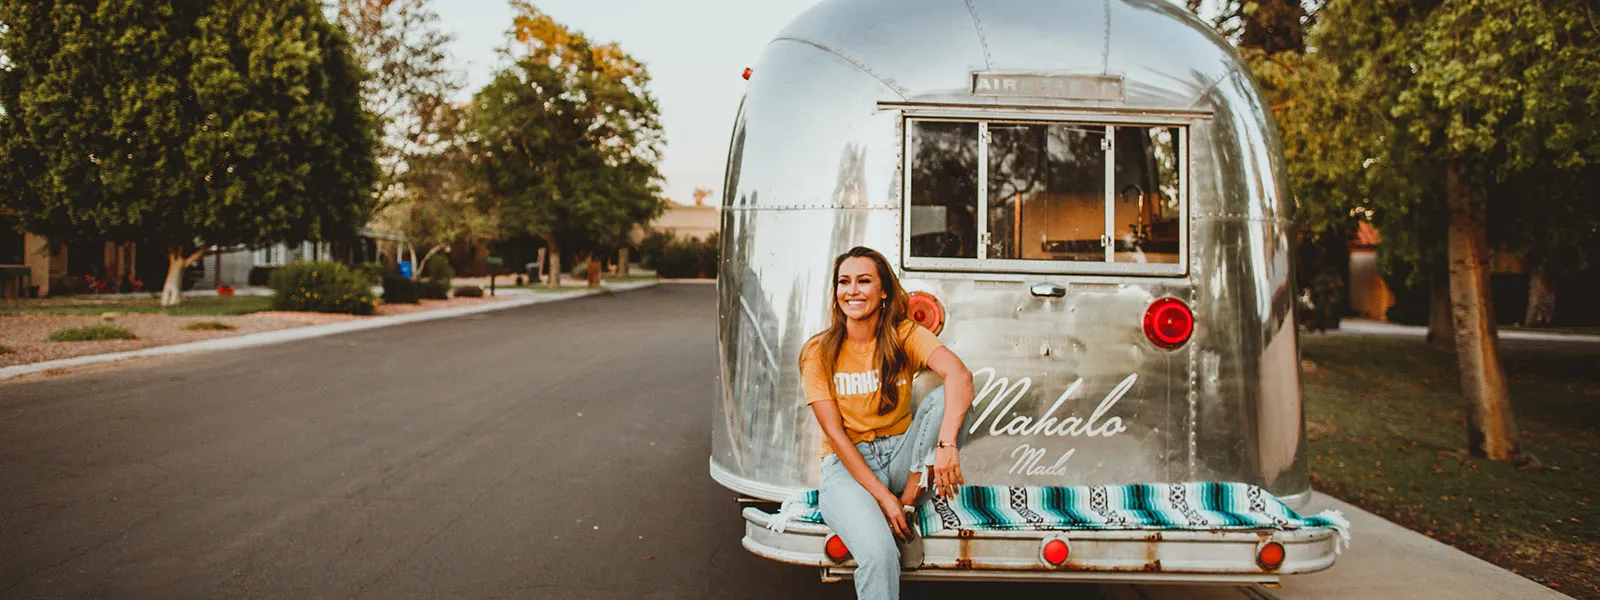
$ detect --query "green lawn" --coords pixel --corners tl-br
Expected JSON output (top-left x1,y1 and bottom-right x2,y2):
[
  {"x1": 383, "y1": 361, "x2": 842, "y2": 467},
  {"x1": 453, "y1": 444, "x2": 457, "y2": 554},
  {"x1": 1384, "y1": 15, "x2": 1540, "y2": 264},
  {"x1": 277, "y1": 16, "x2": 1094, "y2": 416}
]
[
  {"x1": 1, "y1": 295, "x2": 273, "y2": 317},
  {"x1": 1302, "y1": 334, "x2": 1600, "y2": 598}
]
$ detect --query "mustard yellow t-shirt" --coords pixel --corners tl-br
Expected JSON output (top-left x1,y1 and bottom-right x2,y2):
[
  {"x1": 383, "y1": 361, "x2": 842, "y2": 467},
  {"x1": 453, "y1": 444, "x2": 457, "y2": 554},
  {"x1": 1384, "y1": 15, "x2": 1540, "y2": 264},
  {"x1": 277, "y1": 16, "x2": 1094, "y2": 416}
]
[{"x1": 800, "y1": 320, "x2": 945, "y2": 455}]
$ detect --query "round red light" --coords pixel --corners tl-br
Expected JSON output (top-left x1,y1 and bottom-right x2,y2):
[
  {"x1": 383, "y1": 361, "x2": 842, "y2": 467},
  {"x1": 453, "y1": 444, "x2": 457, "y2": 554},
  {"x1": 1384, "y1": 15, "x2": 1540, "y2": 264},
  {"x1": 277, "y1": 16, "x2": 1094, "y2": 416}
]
[
  {"x1": 1257, "y1": 541, "x2": 1285, "y2": 569},
  {"x1": 907, "y1": 292, "x2": 945, "y2": 335},
  {"x1": 1143, "y1": 297, "x2": 1194, "y2": 349},
  {"x1": 1042, "y1": 539, "x2": 1070, "y2": 565},
  {"x1": 742, "y1": 67, "x2": 752, "y2": 80},
  {"x1": 825, "y1": 535, "x2": 850, "y2": 563}
]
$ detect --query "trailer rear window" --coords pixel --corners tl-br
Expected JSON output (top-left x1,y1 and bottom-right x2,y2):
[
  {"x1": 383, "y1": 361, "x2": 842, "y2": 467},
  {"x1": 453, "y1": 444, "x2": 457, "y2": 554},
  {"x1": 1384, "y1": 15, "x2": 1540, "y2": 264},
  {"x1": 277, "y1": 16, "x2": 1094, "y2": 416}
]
[{"x1": 903, "y1": 118, "x2": 1186, "y2": 276}]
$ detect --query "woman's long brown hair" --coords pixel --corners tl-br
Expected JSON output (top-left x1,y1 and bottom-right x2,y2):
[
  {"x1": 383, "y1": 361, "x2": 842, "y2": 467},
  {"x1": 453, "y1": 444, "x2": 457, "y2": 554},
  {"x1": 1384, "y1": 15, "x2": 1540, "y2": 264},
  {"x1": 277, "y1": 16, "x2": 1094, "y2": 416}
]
[{"x1": 803, "y1": 246, "x2": 912, "y2": 416}]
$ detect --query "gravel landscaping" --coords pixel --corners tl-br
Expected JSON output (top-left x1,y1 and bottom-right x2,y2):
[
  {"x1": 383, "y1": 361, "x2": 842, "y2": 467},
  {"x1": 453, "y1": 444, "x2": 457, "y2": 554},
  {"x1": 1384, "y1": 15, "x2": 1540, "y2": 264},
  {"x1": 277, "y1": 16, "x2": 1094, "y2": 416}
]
[{"x1": 0, "y1": 295, "x2": 508, "y2": 368}]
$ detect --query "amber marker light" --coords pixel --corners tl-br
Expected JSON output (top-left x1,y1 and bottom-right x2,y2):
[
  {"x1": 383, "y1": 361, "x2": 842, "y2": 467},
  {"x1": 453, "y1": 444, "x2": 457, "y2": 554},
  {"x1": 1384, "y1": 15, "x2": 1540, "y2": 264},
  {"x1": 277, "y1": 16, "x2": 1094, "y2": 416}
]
[{"x1": 907, "y1": 291, "x2": 945, "y2": 335}]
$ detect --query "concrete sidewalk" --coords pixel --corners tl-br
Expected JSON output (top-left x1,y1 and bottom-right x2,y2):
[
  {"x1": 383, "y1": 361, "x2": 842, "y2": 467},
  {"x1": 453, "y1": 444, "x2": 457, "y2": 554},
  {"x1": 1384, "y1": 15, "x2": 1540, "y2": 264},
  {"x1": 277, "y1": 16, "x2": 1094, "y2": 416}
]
[
  {"x1": 1272, "y1": 493, "x2": 1570, "y2": 599},
  {"x1": 1127, "y1": 493, "x2": 1571, "y2": 599},
  {"x1": 0, "y1": 280, "x2": 658, "y2": 382},
  {"x1": 1325, "y1": 318, "x2": 1600, "y2": 344}
]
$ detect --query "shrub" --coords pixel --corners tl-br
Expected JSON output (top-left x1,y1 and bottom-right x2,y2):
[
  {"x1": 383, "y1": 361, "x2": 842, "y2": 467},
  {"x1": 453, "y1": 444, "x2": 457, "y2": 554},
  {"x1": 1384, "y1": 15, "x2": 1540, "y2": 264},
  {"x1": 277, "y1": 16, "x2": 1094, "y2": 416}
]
[
  {"x1": 418, "y1": 280, "x2": 450, "y2": 300},
  {"x1": 637, "y1": 229, "x2": 674, "y2": 269},
  {"x1": 0, "y1": 345, "x2": 13, "y2": 355},
  {"x1": 454, "y1": 285, "x2": 484, "y2": 298},
  {"x1": 354, "y1": 262, "x2": 385, "y2": 287},
  {"x1": 422, "y1": 253, "x2": 455, "y2": 284},
  {"x1": 382, "y1": 276, "x2": 420, "y2": 304},
  {"x1": 268, "y1": 261, "x2": 377, "y2": 315},
  {"x1": 702, "y1": 232, "x2": 721, "y2": 279},
  {"x1": 184, "y1": 320, "x2": 236, "y2": 331},
  {"x1": 248, "y1": 266, "x2": 280, "y2": 287},
  {"x1": 50, "y1": 324, "x2": 137, "y2": 342}
]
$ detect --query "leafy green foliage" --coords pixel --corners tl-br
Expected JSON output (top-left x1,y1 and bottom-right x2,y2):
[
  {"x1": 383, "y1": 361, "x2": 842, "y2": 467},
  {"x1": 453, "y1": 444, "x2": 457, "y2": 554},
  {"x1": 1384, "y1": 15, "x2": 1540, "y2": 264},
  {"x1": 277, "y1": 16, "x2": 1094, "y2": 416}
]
[
  {"x1": 268, "y1": 261, "x2": 377, "y2": 315},
  {"x1": 471, "y1": 4, "x2": 666, "y2": 262},
  {"x1": 653, "y1": 233, "x2": 720, "y2": 279},
  {"x1": 636, "y1": 229, "x2": 673, "y2": 269},
  {"x1": 417, "y1": 281, "x2": 449, "y2": 300},
  {"x1": 1294, "y1": 0, "x2": 1600, "y2": 280},
  {"x1": 353, "y1": 262, "x2": 385, "y2": 287},
  {"x1": 421, "y1": 254, "x2": 455, "y2": 284},
  {"x1": 49, "y1": 324, "x2": 137, "y2": 342},
  {"x1": 381, "y1": 276, "x2": 419, "y2": 304},
  {"x1": 0, "y1": 0, "x2": 376, "y2": 303}
]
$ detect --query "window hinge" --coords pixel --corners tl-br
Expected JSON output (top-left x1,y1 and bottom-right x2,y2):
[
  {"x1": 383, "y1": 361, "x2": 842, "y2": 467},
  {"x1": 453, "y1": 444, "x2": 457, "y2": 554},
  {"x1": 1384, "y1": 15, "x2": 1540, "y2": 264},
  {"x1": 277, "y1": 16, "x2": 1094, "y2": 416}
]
[{"x1": 1101, "y1": 138, "x2": 1111, "y2": 152}]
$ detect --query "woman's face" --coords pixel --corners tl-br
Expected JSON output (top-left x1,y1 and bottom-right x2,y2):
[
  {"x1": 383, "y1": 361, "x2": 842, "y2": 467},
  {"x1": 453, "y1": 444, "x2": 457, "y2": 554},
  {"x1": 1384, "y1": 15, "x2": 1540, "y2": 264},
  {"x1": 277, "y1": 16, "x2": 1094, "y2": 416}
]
[{"x1": 836, "y1": 256, "x2": 887, "y2": 322}]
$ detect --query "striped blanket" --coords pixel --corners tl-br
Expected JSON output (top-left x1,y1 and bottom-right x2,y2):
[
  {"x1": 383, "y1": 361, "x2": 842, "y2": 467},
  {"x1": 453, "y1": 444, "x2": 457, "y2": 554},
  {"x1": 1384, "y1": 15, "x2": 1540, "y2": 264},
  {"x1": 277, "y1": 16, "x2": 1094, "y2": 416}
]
[{"x1": 768, "y1": 482, "x2": 1349, "y2": 549}]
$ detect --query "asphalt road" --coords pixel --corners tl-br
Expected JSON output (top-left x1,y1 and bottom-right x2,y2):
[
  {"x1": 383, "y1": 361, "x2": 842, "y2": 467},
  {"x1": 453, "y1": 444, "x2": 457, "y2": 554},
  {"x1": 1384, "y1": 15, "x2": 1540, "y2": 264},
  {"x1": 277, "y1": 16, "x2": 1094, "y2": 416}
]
[{"x1": 0, "y1": 285, "x2": 1252, "y2": 600}]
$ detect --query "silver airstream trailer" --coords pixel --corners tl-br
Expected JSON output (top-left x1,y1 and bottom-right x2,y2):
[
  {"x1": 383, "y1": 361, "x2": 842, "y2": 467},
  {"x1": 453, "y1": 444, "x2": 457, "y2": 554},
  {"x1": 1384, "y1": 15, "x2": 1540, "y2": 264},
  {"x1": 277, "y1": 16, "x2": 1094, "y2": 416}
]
[{"x1": 712, "y1": 0, "x2": 1339, "y2": 585}]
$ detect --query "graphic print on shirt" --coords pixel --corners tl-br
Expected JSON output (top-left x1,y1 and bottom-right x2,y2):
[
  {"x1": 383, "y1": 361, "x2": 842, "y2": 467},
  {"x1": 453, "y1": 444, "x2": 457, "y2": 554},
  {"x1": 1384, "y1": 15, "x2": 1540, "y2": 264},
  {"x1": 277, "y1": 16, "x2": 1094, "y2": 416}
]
[{"x1": 831, "y1": 371, "x2": 906, "y2": 396}]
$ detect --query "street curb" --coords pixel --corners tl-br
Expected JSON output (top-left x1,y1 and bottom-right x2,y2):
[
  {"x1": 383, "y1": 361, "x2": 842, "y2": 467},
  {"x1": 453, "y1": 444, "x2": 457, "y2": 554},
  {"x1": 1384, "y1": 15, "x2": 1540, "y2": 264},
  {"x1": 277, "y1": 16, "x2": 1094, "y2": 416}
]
[
  {"x1": 0, "y1": 281, "x2": 659, "y2": 382},
  {"x1": 1325, "y1": 319, "x2": 1600, "y2": 344}
]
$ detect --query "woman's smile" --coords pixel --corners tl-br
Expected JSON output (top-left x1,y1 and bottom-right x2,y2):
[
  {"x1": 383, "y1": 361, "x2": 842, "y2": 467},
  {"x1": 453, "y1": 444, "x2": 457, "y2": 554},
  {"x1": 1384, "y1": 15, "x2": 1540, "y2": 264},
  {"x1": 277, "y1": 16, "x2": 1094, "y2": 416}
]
[{"x1": 836, "y1": 256, "x2": 886, "y2": 321}]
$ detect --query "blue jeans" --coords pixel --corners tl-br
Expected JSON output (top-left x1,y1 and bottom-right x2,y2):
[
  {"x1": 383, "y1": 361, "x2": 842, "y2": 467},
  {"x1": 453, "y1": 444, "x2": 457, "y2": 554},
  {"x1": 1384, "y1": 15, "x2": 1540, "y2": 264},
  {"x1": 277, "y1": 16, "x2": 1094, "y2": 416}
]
[{"x1": 819, "y1": 387, "x2": 963, "y2": 600}]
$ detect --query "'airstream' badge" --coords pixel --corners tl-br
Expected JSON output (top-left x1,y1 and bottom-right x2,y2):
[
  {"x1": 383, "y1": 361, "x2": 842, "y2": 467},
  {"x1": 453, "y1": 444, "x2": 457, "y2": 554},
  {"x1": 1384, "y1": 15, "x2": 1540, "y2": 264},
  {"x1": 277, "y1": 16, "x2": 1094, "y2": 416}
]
[{"x1": 972, "y1": 74, "x2": 1125, "y2": 101}]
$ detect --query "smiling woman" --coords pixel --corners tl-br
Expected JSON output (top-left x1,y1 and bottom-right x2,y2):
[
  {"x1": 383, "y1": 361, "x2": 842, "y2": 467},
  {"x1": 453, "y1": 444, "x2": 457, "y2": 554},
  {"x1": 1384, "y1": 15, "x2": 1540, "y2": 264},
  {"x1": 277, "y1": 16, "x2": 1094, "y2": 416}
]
[{"x1": 796, "y1": 246, "x2": 976, "y2": 600}]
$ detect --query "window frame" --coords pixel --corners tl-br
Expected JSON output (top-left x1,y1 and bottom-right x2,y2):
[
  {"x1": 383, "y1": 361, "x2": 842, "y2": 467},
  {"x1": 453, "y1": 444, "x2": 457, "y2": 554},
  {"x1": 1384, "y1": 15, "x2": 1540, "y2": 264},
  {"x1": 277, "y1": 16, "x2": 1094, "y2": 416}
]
[{"x1": 900, "y1": 112, "x2": 1190, "y2": 277}]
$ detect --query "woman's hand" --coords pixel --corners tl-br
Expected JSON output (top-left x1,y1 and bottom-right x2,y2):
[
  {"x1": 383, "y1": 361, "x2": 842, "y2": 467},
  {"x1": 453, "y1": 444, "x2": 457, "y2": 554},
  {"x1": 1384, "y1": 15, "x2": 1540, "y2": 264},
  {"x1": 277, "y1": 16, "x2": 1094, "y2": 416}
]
[
  {"x1": 874, "y1": 490, "x2": 912, "y2": 541},
  {"x1": 932, "y1": 445, "x2": 964, "y2": 500}
]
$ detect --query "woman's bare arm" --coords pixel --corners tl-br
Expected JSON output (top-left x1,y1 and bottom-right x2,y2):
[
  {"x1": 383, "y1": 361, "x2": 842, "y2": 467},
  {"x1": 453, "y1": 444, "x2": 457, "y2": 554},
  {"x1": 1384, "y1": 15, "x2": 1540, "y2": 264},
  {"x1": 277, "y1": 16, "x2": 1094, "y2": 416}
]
[{"x1": 925, "y1": 346, "x2": 974, "y2": 498}]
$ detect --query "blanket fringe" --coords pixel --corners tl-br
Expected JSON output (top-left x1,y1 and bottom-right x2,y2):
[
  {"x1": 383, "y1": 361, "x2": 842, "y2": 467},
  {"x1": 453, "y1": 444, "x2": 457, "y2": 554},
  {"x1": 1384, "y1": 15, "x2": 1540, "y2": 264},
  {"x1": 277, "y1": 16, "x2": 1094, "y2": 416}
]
[
  {"x1": 1312, "y1": 509, "x2": 1352, "y2": 553},
  {"x1": 766, "y1": 492, "x2": 807, "y2": 533}
]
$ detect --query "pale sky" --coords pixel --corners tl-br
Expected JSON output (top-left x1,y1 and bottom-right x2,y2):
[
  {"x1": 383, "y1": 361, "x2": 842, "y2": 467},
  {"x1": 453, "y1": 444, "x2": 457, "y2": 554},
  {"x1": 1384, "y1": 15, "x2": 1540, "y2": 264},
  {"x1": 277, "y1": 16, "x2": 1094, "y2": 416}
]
[{"x1": 432, "y1": 0, "x2": 824, "y2": 206}]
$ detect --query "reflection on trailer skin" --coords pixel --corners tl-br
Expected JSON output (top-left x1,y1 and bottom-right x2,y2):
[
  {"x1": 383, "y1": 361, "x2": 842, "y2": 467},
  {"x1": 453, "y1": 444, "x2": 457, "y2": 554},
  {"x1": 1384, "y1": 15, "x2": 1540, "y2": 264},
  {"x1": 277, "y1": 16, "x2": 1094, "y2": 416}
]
[{"x1": 713, "y1": 0, "x2": 1332, "y2": 586}]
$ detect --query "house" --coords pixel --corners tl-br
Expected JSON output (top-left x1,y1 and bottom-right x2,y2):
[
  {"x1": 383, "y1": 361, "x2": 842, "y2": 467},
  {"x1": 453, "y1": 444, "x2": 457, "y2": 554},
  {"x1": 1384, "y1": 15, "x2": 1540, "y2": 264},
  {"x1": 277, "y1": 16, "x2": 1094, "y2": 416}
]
[{"x1": 648, "y1": 188, "x2": 720, "y2": 242}]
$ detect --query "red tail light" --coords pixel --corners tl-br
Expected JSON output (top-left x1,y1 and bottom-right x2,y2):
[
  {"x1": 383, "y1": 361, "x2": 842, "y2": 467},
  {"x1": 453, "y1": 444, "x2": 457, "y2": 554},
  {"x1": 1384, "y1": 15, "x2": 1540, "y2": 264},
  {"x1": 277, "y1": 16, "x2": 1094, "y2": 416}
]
[
  {"x1": 1143, "y1": 297, "x2": 1194, "y2": 349},
  {"x1": 1041, "y1": 538, "x2": 1070, "y2": 565},
  {"x1": 907, "y1": 291, "x2": 945, "y2": 335},
  {"x1": 742, "y1": 67, "x2": 752, "y2": 80},
  {"x1": 1257, "y1": 540, "x2": 1285, "y2": 570},
  {"x1": 825, "y1": 534, "x2": 850, "y2": 563}
]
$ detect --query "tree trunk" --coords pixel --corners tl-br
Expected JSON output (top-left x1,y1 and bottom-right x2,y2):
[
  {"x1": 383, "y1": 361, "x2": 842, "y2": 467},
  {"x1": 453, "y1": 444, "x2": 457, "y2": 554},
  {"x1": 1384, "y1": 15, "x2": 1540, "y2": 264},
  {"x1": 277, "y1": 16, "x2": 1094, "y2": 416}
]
[
  {"x1": 161, "y1": 247, "x2": 205, "y2": 307},
  {"x1": 1524, "y1": 265, "x2": 1555, "y2": 326},
  {"x1": 1445, "y1": 161, "x2": 1522, "y2": 463},
  {"x1": 617, "y1": 247, "x2": 630, "y2": 277},
  {"x1": 544, "y1": 235, "x2": 562, "y2": 289},
  {"x1": 1427, "y1": 264, "x2": 1455, "y2": 350}
]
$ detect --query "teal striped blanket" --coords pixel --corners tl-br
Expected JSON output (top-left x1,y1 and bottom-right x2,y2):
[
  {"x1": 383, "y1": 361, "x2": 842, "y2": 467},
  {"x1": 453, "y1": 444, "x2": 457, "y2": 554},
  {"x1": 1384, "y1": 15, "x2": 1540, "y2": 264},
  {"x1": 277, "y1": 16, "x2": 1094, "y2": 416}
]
[{"x1": 769, "y1": 482, "x2": 1349, "y2": 548}]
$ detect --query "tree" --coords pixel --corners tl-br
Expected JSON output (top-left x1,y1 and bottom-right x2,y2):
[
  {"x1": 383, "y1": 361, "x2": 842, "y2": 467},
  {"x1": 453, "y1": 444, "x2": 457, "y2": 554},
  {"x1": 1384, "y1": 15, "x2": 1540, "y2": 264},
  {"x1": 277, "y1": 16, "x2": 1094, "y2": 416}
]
[
  {"x1": 471, "y1": 2, "x2": 665, "y2": 288},
  {"x1": 370, "y1": 103, "x2": 495, "y2": 279},
  {"x1": 334, "y1": 0, "x2": 471, "y2": 274},
  {"x1": 1301, "y1": 0, "x2": 1600, "y2": 463},
  {"x1": 0, "y1": 0, "x2": 376, "y2": 305}
]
